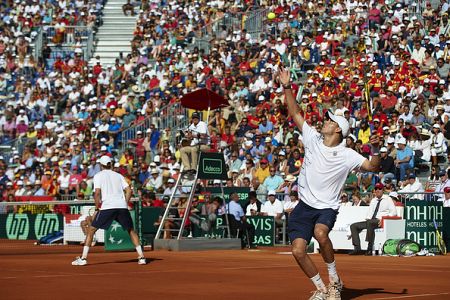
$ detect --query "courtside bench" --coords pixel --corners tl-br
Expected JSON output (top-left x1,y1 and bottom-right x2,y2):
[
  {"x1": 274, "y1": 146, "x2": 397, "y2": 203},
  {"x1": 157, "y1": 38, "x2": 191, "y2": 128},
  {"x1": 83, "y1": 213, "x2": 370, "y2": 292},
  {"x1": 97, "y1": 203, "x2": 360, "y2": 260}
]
[{"x1": 312, "y1": 206, "x2": 405, "y2": 252}]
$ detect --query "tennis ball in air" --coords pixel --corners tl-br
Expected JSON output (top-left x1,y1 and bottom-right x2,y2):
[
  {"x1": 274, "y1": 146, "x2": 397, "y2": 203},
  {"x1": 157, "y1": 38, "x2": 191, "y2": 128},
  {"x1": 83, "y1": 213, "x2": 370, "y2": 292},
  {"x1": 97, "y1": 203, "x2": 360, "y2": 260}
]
[{"x1": 267, "y1": 12, "x2": 276, "y2": 20}]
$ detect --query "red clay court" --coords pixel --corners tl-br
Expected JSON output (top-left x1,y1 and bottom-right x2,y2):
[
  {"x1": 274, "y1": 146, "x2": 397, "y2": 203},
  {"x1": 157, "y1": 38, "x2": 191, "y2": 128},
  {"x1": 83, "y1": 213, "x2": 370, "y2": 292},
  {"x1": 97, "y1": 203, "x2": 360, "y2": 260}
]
[{"x1": 0, "y1": 242, "x2": 449, "y2": 300}]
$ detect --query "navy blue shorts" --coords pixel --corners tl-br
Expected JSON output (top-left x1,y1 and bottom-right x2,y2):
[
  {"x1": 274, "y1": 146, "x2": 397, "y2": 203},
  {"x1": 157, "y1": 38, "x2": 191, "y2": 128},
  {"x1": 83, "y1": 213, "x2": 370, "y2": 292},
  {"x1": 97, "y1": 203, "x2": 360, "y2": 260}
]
[
  {"x1": 91, "y1": 209, "x2": 134, "y2": 231},
  {"x1": 288, "y1": 200, "x2": 338, "y2": 243}
]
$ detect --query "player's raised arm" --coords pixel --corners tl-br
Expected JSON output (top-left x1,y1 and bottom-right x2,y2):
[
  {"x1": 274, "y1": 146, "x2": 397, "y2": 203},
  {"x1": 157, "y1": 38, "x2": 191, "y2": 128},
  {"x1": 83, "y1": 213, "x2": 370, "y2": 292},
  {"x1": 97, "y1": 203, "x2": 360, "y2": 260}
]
[
  {"x1": 360, "y1": 134, "x2": 382, "y2": 172},
  {"x1": 279, "y1": 67, "x2": 305, "y2": 131}
]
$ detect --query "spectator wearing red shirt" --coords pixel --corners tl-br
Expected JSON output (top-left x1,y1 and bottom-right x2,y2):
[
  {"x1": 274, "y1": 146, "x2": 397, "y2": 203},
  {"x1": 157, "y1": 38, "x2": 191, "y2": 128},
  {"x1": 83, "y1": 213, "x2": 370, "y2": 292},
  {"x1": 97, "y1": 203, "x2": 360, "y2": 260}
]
[
  {"x1": 380, "y1": 87, "x2": 398, "y2": 113},
  {"x1": 371, "y1": 109, "x2": 389, "y2": 127},
  {"x1": 401, "y1": 121, "x2": 418, "y2": 140},
  {"x1": 149, "y1": 75, "x2": 160, "y2": 90},
  {"x1": 92, "y1": 60, "x2": 103, "y2": 76},
  {"x1": 221, "y1": 126, "x2": 235, "y2": 145},
  {"x1": 371, "y1": 118, "x2": 384, "y2": 136},
  {"x1": 142, "y1": 191, "x2": 165, "y2": 207},
  {"x1": 128, "y1": 131, "x2": 146, "y2": 157},
  {"x1": 53, "y1": 56, "x2": 64, "y2": 71}
]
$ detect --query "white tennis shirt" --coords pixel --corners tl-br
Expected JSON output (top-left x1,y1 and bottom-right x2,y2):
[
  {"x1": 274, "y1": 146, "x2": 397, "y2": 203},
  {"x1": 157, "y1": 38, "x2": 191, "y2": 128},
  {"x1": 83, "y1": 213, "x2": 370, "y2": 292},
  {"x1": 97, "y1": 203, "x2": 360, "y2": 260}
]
[
  {"x1": 298, "y1": 123, "x2": 366, "y2": 210},
  {"x1": 93, "y1": 169, "x2": 129, "y2": 210}
]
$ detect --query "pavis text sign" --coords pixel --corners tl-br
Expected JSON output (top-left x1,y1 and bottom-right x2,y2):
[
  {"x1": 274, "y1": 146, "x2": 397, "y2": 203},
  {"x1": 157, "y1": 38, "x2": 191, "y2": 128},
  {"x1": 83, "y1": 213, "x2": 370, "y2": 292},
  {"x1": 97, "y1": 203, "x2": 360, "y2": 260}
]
[{"x1": 216, "y1": 216, "x2": 275, "y2": 246}]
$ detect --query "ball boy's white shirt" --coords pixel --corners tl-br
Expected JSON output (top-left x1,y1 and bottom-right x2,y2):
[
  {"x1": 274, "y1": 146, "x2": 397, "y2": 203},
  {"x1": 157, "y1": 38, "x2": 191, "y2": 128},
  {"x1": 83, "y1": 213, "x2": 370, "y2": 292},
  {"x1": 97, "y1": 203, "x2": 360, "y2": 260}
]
[
  {"x1": 298, "y1": 122, "x2": 366, "y2": 210},
  {"x1": 93, "y1": 169, "x2": 129, "y2": 210}
]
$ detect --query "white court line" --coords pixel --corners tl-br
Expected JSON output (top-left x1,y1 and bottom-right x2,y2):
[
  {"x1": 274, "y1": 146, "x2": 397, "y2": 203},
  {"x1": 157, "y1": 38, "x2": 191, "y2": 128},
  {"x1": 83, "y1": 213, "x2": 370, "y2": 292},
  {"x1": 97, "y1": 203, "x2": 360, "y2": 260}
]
[
  {"x1": 348, "y1": 265, "x2": 450, "y2": 274},
  {"x1": 224, "y1": 264, "x2": 294, "y2": 270},
  {"x1": 0, "y1": 269, "x2": 200, "y2": 280},
  {"x1": 372, "y1": 292, "x2": 450, "y2": 299},
  {"x1": 1, "y1": 265, "x2": 296, "y2": 280},
  {"x1": 1, "y1": 260, "x2": 449, "y2": 280}
]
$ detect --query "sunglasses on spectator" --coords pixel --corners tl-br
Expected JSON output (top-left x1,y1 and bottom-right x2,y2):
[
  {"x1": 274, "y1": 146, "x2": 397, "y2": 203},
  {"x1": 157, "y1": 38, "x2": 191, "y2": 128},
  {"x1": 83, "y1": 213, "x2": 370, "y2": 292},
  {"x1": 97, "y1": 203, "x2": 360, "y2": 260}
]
[{"x1": 374, "y1": 187, "x2": 383, "y2": 190}]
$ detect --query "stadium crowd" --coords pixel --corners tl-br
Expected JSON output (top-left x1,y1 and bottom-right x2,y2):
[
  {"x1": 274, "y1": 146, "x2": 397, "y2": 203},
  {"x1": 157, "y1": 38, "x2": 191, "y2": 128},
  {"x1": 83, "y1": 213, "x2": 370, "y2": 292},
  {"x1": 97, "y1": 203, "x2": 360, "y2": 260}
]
[{"x1": 1, "y1": 0, "x2": 450, "y2": 214}]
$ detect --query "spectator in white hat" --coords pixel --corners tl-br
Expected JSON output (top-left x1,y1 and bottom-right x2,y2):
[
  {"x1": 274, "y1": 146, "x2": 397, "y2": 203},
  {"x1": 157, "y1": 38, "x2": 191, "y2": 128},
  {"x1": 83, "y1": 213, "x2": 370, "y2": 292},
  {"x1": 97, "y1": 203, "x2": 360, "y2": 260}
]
[
  {"x1": 430, "y1": 123, "x2": 447, "y2": 165},
  {"x1": 15, "y1": 180, "x2": 26, "y2": 197},
  {"x1": 162, "y1": 177, "x2": 180, "y2": 197},
  {"x1": 16, "y1": 109, "x2": 29, "y2": 126},
  {"x1": 144, "y1": 168, "x2": 163, "y2": 192}
]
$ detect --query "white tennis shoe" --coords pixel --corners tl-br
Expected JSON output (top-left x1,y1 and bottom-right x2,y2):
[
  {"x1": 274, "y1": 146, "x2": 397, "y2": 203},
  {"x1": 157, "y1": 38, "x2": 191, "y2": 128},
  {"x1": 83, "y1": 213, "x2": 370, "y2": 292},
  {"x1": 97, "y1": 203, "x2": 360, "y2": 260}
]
[
  {"x1": 138, "y1": 257, "x2": 147, "y2": 265},
  {"x1": 327, "y1": 279, "x2": 344, "y2": 300},
  {"x1": 308, "y1": 289, "x2": 328, "y2": 300},
  {"x1": 71, "y1": 257, "x2": 87, "y2": 266}
]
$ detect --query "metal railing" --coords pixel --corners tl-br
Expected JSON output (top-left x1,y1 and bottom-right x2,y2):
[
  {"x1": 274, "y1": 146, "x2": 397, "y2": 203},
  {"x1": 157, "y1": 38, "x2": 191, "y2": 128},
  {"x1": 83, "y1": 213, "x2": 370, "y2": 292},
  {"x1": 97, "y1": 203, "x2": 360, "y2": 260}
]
[
  {"x1": 0, "y1": 136, "x2": 32, "y2": 162},
  {"x1": 191, "y1": 37, "x2": 211, "y2": 53},
  {"x1": 33, "y1": 25, "x2": 96, "y2": 62},
  {"x1": 192, "y1": 8, "x2": 268, "y2": 52},
  {"x1": 33, "y1": 27, "x2": 44, "y2": 61},
  {"x1": 243, "y1": 8, "x2": 269, "y2": 40},
  {"x1": 119, "y1": 102, "x2": 189, "y2": 154},
  {"x1": 196, "y1": 13, "x2": 242, "y2": 39},
  {"x1": 352, "y1": 191, "x2": 444, "y2": 204},
  {"x1": 44, "y1": 25, "x2": 93, "y2": 46},
  {"x1": 86, "y1": 27, "x2": 95, "y2": 60}
]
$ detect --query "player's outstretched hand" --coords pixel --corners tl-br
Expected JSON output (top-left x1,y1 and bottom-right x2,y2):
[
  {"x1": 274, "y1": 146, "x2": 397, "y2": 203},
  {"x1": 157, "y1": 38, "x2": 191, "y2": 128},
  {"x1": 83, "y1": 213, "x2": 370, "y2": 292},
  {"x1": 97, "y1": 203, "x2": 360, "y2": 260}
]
[
  {"x1": 369, "y1": 134, "x2": 380, "y2": 149},
  {"x1": 279, "y1": 67, "x2": 291, "y2": 86}
]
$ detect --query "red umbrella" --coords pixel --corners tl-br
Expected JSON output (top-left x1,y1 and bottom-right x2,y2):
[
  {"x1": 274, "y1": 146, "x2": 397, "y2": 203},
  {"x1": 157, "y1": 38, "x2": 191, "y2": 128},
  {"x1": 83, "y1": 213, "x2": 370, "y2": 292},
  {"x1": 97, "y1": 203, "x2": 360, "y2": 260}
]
[{"x1": 180, "y1": 88, "x2": 229, "y2": 111}]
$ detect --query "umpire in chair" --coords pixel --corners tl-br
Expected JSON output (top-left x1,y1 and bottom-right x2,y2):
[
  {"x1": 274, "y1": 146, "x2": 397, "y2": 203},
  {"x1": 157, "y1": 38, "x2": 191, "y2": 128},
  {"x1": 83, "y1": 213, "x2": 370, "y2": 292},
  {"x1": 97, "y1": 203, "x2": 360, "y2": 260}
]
[
  {"x1": 180, "y1": 112, "x2": 210, "y2": 175},
  {"x1": 227, "y1": 192, "x2": 257, "y2": 249},
  {"x1": 349, "y1": 183, "x2": 397, "y2": 256}
]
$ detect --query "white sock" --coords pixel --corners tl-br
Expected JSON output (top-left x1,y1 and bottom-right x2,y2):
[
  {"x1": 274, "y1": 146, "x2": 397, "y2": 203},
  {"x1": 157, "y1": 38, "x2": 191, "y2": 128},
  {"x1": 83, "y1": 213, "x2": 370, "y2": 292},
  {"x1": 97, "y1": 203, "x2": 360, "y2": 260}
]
[
  {"x1": 327, "y1": 261, "x2": 340, "y2": 283},
  {"x1": 82, "y1": 246, "x2": 89, "y2": 259},
  {"x1": 310, "y1": 273, "x2": 326, "y2": 292},
  {"x1": 135, "y1": 245, "x2": 144, "y2": 258}
]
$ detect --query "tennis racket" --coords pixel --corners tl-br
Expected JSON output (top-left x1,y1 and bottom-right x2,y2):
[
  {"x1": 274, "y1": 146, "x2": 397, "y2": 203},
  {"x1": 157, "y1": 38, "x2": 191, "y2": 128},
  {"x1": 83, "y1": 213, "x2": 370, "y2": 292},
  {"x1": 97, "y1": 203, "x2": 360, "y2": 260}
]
[{"x1": 433, "y1": 219, "x2": 447, "y2": 255}]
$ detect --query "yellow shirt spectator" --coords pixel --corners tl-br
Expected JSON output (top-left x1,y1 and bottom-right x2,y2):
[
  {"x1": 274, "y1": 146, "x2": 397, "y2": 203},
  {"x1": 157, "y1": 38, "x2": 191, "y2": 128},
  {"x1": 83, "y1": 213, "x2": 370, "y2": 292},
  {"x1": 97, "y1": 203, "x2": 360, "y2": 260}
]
[
  {"x1": 114, "y1": 106, "x2": 126, "y2": 118},
  {"x1": 357, "y1": 125, "x2": 371, "y2": 144},
  {"x1": 255, "y1": 161, "x2": 270, "y2": 184}
]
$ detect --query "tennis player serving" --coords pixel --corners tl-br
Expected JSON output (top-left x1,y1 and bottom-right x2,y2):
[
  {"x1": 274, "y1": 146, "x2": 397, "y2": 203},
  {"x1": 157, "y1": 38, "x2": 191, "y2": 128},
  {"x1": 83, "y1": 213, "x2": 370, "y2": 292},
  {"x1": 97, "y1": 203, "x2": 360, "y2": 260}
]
[
  {"x1": 72, "y1": 156, "x2": 147, "y2": 266},
  {"x1": 279, "y1": 68, "x2": 381, "y2": 300}
]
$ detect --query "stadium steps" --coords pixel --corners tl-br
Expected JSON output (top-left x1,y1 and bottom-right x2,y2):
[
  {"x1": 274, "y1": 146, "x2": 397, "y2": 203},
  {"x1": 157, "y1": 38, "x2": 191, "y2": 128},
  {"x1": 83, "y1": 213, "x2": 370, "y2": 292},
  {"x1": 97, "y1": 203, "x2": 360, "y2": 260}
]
[{"x1": 90, "y1": 0, "x2": 136, "y2": 66}]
